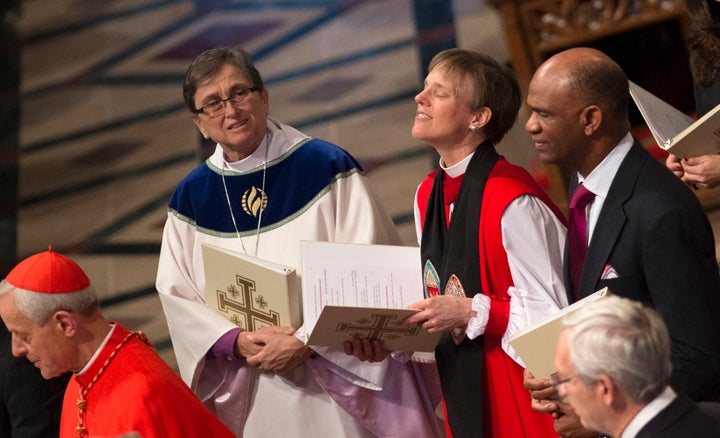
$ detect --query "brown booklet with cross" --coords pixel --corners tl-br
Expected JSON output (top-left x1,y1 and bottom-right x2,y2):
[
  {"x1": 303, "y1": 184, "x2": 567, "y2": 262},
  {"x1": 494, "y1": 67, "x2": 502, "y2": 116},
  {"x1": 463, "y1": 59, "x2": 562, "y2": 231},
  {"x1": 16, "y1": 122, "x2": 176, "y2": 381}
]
[{"x1": 306, "y1": 305, "x2": 439, "y2": 352}]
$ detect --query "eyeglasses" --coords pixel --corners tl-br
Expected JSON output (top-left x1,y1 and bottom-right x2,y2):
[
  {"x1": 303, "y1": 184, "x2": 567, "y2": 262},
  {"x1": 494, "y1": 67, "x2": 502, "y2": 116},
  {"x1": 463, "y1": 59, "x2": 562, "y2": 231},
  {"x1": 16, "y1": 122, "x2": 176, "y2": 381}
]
[
  {"x1": 550, "y1": 372, "x2": 576, "y2": 388},
  {"x1": 194, "y1": 86, "x2": 259, "y2": 117}
]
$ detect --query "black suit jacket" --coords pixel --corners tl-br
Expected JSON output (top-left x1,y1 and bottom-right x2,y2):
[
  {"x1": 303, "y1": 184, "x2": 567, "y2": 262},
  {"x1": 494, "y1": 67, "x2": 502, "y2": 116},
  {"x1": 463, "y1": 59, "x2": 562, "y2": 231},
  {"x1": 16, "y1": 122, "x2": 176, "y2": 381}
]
[
  {"x1": 637, "y1": 394, "x2": 720, "y2": 437},
  {"x1": 0, "y1": 319, "x2": 69, "y2": 437},
  {"x1": 567, "y1": 140, "x2": 720, "y2": 401}
]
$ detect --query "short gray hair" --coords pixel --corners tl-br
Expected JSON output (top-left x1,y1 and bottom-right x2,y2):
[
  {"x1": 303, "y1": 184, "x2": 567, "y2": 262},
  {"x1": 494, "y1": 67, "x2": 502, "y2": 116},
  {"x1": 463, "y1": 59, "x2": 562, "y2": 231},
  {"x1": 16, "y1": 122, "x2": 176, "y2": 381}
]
[
  {"x1": 0, "y1": 279, "x2": 99, "y2": 326},
  {"x1": 562, "y1": 295, "x2": 671, "y2": 403}
]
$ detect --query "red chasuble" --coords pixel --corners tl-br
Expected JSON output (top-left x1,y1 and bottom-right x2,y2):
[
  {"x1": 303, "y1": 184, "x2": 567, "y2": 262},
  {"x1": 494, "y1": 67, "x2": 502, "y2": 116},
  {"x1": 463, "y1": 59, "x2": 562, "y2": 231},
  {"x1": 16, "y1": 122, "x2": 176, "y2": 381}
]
[
  {"x1": 417, "y1": 158, "x2": 560, "y2": 438},
  {"x1": 59, "y1": 323, "x2": 233, "y2": 438}
]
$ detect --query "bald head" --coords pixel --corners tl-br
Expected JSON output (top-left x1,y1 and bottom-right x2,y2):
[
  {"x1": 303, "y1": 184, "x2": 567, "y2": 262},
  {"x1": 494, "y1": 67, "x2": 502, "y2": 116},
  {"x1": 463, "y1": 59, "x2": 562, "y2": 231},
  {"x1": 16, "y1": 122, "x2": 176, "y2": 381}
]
[{"x1": 536, "y1": 48, "x2": 630, "y2": 121}]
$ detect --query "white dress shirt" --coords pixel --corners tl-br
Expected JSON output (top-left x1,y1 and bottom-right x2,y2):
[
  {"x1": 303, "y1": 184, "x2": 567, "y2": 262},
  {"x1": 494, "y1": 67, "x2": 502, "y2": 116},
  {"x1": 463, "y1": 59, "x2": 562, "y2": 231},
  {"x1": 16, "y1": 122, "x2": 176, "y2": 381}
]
[{"x1": 413, "y1": 151, "x2": 568, "y2": 365}]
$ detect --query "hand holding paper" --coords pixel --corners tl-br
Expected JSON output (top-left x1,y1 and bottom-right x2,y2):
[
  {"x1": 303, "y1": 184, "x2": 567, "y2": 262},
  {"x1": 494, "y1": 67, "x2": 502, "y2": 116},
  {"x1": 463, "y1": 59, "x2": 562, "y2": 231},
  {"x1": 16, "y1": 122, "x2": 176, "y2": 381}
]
[
  {"x1": 523, "y1": 369, "x2": 559, "y2": 414},
  {"x1": 405, "y1": 295, "x2": 475, "y2": 333},
  {"x1": 666, "y1": 154, "x2": 685, "y2": 179},
  {"x1": 343, "y1": 338, "x2": 387, "y2": 363},
  {"x1": 676, "y1": 154, "x2": 720, "y2": 189}
]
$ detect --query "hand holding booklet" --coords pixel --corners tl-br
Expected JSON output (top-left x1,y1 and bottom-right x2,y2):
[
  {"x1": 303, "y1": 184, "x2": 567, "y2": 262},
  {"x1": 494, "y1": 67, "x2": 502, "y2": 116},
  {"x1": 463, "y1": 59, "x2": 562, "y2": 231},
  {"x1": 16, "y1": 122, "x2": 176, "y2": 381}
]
[
  {"x1": 202, "y1": 241, "x2": 441, "y2": 352},
  {"x1": 301, "y1": 241, "x2": 441, "y2": 352},
  {"x1": 508, "y1": 288, "x2": 611, "y2": 379}
]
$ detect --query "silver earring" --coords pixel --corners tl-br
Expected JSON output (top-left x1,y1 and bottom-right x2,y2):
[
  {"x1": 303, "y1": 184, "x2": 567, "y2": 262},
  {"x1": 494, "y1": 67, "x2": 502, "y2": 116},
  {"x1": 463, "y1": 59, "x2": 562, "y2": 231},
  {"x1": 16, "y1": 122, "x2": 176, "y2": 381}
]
[{"x1": 470, "y1": 125, "x2": 479, "y2": 133}]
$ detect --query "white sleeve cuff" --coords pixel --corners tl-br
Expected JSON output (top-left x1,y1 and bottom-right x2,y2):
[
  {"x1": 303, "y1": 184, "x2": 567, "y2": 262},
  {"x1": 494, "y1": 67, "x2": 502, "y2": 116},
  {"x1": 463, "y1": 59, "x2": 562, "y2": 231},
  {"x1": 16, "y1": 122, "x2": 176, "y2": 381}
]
[{"x1": 465, "y1": 294, "x2": 490, "y2": 340}]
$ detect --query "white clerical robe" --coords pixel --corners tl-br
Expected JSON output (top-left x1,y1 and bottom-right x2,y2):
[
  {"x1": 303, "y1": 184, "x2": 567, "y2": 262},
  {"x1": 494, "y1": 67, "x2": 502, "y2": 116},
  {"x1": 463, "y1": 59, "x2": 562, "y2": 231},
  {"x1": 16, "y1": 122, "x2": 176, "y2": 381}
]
[{"x1": 157, "y1": 119, "x2": 444, "y2": 437}]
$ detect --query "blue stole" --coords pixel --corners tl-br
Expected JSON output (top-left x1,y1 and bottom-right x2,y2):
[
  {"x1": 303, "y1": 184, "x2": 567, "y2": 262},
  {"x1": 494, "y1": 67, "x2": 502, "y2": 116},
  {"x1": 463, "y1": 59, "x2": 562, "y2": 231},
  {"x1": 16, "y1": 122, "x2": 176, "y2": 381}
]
[{"x1": 169, "y1": 139, "x2": 362, "y2": 235}]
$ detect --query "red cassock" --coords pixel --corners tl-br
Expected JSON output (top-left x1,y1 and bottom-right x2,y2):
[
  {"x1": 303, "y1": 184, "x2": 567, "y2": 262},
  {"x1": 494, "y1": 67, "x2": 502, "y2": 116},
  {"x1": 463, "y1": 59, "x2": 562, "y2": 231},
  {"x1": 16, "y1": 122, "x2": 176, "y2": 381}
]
[
  {"x1": 60, "y1": 323, "x2": 234, "y2": 438},
  {"x1": 417, "y1": 158, "x2": 559, "y2": 438}
]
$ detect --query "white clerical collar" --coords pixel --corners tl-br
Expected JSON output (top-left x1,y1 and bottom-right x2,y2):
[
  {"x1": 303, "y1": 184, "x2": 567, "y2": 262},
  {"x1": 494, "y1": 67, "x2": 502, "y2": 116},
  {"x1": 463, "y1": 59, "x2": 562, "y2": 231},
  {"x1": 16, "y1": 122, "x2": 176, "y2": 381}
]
[
  {"x1": 210, "y1": 117, "x2": 310, "y2": 173},
  {"x1": 76, "y1": 323, "x2": 117, "y2": 376},
  {"x1": 620, "y1": 386, "x2": 676, "y2": 438},
  {"x1": 440, "y1": 151, "x2": 474, "y2": 178}
]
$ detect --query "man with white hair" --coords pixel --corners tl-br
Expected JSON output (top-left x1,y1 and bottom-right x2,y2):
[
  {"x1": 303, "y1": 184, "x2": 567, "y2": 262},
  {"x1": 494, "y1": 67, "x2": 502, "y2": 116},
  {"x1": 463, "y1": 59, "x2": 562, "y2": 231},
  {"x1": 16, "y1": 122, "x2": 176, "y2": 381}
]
[
  {"x1": 553, "y1": 295, "x2": 720, "y2": 437},
  {"x1": 0, "y1": 247, "x2": 234, "y2": 438}
]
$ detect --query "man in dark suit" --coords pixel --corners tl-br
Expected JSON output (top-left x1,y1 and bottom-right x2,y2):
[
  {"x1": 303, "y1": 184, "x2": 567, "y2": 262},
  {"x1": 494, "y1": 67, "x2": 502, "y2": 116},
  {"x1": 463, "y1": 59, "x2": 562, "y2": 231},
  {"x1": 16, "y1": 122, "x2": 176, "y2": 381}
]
[
  {"x1": 554, "y1": 295, "x2": 720, "y2": 437},
  {"x1": 523, "y1": 47, "x2": 720, "y2": 437},
  {"x1": 0, "y1": 318, "x2": 69, "y2": 437}
]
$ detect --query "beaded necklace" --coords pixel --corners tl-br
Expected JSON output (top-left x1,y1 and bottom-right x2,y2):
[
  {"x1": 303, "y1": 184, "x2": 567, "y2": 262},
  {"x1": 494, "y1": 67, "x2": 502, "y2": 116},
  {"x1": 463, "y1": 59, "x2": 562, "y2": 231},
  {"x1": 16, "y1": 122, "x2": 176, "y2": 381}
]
[
  {"x1": 220, "y1": 135, "x2": 270, "y2": 257},
  {"x1": 75, "y1": 330, "x2": 149, "y2": 437}
]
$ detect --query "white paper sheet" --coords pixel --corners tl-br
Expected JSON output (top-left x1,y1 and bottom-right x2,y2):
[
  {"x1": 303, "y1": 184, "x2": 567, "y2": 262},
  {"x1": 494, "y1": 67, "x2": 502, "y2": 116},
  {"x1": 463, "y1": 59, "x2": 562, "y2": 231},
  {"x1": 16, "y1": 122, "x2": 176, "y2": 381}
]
[{"x1": 301, "y1": 241, "x2": 424, "y2": 334}]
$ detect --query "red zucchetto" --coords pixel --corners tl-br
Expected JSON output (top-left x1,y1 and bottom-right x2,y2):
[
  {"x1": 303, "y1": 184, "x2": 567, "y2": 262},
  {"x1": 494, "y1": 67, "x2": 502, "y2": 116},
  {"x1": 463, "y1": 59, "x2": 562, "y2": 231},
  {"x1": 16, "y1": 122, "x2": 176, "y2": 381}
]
[{"x1": 5, "y1": 246, "x2": 90, "y2": 294}]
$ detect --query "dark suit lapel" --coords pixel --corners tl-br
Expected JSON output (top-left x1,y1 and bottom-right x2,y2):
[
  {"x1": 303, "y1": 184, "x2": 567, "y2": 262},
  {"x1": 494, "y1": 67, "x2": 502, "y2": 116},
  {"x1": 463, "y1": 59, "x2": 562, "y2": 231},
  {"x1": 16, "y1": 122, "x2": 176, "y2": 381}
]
[
  {"x1": 636, "y1": 395, "x2": 694, "y2": 437},
  {"x1": 579, "y1": 141, "x2": 647, "y2": 297}
]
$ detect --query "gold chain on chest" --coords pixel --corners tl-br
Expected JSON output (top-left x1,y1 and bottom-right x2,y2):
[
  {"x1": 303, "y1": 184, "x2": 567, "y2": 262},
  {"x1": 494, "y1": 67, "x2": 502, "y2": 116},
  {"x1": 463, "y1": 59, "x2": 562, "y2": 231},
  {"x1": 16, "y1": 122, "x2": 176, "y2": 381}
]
[{"x1": 75, "y1": 330, "x2": 149, "y2": 437}]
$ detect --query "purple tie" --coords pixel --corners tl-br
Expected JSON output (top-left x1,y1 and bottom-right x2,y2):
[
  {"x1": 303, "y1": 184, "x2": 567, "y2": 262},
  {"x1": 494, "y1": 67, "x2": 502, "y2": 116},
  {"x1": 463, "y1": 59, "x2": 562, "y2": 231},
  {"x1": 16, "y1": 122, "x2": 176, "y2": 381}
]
[{"x1": 568, "y1": 184, "x2": 595, "y2": 298}]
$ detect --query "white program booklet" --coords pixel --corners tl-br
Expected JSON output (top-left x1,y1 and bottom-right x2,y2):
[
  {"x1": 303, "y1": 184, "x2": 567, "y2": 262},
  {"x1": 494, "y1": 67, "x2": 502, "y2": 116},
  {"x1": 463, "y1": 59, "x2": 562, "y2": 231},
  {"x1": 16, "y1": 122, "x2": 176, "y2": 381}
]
[
  {"x1": 509, "y1": 288, "x2": 611, "y2": 378},
  {"x1": 629, "y1": 80, "x2": 720, "y2": 158},
  {"x1": 301, "y1": 241, "x2": 440, "y2": 351}
]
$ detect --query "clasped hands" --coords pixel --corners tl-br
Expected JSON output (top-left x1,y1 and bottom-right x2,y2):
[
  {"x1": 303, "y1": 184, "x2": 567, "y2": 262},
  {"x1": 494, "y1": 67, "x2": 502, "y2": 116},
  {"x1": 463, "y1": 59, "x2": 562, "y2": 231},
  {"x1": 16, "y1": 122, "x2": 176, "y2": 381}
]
[
  {"x1": 234, "y1": 326, "x2": 391, "y2": 372},
  {"x1": 235, "y1": 324, "x2": 390, "y2": 371},
  {"x1": 235, "y1": 326, "x2": 311, "y2": 375},
  {"x1": 239, "y1": 295, "x2": 475, "y2": 368}
]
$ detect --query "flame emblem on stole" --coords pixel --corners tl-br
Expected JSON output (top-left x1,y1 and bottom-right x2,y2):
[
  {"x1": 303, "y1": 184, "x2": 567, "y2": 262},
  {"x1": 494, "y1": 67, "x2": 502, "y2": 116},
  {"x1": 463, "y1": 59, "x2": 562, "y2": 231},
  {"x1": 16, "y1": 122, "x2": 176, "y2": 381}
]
[
  {"x1": 241, "y1": 186, "x2": 268, "y2": 217},
  {"x1": 423, "y1": 260, "x2": 441, "y2": 298}
]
